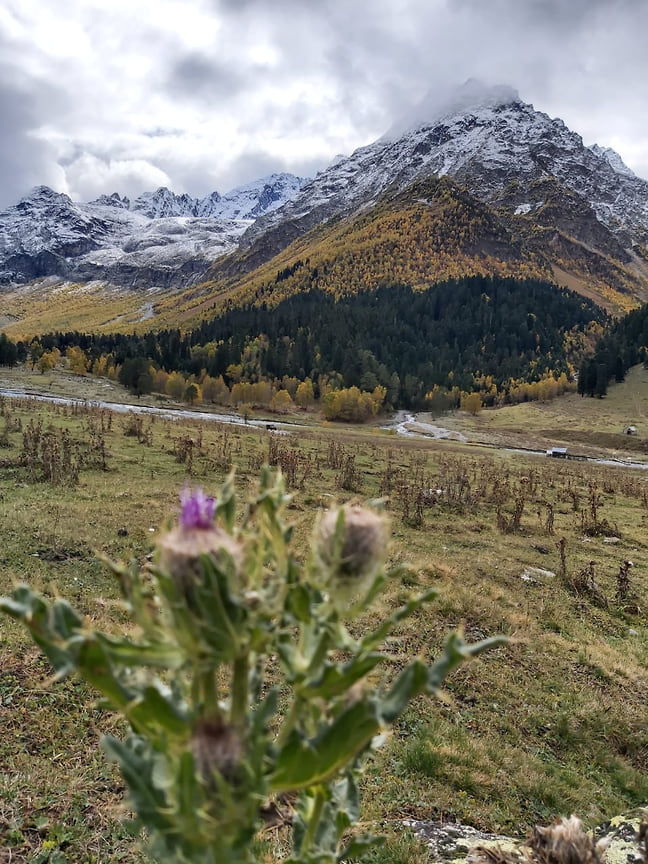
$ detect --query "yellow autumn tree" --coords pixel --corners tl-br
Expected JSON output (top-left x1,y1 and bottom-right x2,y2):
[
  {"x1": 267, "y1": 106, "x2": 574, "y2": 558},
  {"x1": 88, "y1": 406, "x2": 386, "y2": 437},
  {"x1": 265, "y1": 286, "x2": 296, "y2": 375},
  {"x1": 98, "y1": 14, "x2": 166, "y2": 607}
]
[
  {"x1": 295, "y1": 378, "x2": 315, "y2": 408},
  {"x1": 270, "y1": 389, "x2": 293, "y2": 414},
  {"x1": 461, "y1": 392, "x2": 483, "y2": 415},
  {"x1": 165, "y1": 371, "x2": 186, "y2": 400},
  {"x1": 66, "y1": 346, "x2": 89, "y2": 375}
]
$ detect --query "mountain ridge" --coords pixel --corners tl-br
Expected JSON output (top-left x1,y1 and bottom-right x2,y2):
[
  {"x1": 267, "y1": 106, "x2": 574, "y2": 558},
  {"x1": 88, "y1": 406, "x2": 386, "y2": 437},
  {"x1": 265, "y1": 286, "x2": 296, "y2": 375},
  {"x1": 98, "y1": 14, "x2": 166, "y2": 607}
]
[
  {"x1": 240, "y1": 82, "x2": 648, "y2": 264},
  {"x1": 3, "y1": 81, "x2": 648, "y2": 328},
  {"x1": 0, "y1": 174, "x2": 308, "y2": 288}
]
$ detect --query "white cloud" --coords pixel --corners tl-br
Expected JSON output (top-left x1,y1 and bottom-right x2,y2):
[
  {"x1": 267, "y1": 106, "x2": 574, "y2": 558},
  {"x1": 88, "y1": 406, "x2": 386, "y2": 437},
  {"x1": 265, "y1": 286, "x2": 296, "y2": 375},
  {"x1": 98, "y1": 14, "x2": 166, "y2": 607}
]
[
  {"x1": 62, "y1": 153, "x2": 173, "y2": 202},
  {"x1": 1, "y1": 0, "x2": 647, "y2": 209}
]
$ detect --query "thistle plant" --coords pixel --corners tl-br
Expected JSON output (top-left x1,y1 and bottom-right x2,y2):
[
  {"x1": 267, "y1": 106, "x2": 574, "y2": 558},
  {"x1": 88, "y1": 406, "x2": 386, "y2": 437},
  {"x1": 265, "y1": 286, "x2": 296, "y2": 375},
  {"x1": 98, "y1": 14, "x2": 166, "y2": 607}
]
[{"x1": 0, "y1": 468, "x2": 505, "y2": 864}]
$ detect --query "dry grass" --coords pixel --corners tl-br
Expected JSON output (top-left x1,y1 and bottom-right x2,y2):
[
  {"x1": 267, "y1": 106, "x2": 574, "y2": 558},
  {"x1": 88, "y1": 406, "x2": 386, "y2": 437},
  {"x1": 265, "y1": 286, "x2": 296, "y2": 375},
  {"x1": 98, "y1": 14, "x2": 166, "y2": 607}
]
[
  {"x1": 424, "y1": 365, "x2": 648, "y2": 457},
  {"x1": 0, "y1": 280, "x2": 175, "y2": 341},
  {"x1": 0, "y1": 388, "x2": 648, "y2": 861}
]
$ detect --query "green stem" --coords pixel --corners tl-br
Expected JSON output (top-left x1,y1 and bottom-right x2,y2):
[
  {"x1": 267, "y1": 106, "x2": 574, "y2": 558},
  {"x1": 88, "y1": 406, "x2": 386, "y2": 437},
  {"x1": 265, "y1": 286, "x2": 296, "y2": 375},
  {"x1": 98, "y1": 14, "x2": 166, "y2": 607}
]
[
  {"x1": 275, "y1": 697, "x2": 300, "y2": 749},
  {"x1": 200, "y1": 665, "x2": 219, "y2": 715},
  {"x1": 231, "y1": 653, "x2": 249, "y2": 726},
  {"x1": 300, "y1": 786, "x2": 326, "y2": 855}
]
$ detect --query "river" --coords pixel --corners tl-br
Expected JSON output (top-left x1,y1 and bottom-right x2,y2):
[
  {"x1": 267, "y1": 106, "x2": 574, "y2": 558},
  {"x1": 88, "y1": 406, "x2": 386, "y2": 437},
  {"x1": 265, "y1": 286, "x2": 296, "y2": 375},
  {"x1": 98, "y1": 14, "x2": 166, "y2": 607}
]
[{"x1": 2, "y1": 389, "x2": 647, "y2": 471}]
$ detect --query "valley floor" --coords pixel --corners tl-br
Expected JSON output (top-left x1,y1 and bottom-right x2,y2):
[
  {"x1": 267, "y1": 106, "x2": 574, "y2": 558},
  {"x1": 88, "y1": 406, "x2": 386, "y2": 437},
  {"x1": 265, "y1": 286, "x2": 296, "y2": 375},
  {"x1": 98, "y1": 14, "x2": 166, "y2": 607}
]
[
  {"x1": 1, "y1": 372, "x2": 648, "y2": 862},
  {"x1": 2, "y1": 364, "x2": 648, "y2": 468}
]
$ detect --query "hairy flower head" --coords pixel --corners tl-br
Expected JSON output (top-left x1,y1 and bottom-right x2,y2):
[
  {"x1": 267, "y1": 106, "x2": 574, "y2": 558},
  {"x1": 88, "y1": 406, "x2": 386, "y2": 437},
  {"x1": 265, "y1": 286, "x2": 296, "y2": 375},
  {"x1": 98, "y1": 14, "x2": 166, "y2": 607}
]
[
  {"x1": 530, "y1": 816, "x2": 606, "y2": 864},
  {"x1": 316, "y1": 505, "x2": 388, "y2": 607},
  {"x1": 157, "y1": 487, "x2": 242, "y2": 594}
]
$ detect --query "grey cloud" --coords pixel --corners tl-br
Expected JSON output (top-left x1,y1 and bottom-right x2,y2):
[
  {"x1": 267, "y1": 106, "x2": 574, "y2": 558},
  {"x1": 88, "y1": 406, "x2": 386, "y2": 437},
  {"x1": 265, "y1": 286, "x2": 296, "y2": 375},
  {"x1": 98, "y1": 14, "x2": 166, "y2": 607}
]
[
  {"x1": 2, "y1": 0, "x2": 648, "y2": 206},
  {"x1": 167, "y1": 53, "x2": 254, "y2": 104},
  {"x1": 142, "y1": 127, "x2": 186, "y2": 139},
  {"x1": 154, "y1": 148, "x2": 319, "y2": 200},
  {"x1": 454, "y1": 0, "x2": 646, "y2": 31},
  {"x1": 0, "y1": 75, "x2": 68, "y2": 210},
  {"x1": 214, "y1": 0, "x2": 324, "y2": 14},
  {"x1": 214, "y1": 149, "x2": 319, "y2": 192}
]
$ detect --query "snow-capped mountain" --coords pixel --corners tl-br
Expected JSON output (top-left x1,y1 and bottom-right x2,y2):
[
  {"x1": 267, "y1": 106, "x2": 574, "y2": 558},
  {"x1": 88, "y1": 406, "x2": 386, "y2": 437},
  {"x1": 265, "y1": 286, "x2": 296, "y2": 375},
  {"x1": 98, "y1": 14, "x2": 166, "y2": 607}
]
[
  {"x1": 243, "y1": 80, "x2": 648, "y2": 257},
  {"x1": 0, "y1": 174, "x2": 308, "y2": 288},
  {"x1": 4, "y1": 81, "x2": 648, "y2": 303},
  {"x1": 128, "y1": 173, "x2": 307, "y2": 220}
]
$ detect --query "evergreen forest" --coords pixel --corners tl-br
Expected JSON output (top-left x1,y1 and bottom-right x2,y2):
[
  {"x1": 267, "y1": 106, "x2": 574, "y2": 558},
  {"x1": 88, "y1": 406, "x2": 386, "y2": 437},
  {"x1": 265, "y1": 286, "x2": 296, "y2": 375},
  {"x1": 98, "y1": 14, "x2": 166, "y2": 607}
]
[
  {"x1": 18, "y1": 276, "x2": 607, "y2": 409},
  {"x1": 578, "y1": 301, "x2": 648, "y2": 397}
]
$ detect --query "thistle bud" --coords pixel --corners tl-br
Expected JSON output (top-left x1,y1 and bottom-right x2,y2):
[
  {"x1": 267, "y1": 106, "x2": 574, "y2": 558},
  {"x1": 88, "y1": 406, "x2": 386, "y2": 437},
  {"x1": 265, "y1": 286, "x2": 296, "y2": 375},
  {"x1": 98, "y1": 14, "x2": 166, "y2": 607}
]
[
  {"x1": 191, "y1": 717, "x2": 243, "y2": 787},
  {"x1": 316, "y1": 505, "x2": 388, "y2": 607},
  {"x1": 156, "y1": 487, "x2": 242, "y2": 593}
]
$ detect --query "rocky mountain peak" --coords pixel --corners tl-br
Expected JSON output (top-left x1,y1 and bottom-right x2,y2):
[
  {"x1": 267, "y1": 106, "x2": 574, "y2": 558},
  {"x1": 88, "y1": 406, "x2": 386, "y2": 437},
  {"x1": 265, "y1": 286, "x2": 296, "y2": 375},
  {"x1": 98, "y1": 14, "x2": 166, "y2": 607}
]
[
  {"x1": 588, "y1": 143, "x2": 635, "y2": 177},
  {"x1": 3, "y1": 87, "x2": 648, "y2": 305},
  {"x1": 13, "y1": 185, "x2": 74, "y2": 213},
  {"x1": 0, "y1": 173, "x2": 309, "y2": 288},
  {"x1": 242, "y1": 83, "x2": 648, "y2": 260},
  {"x1": 131, "y1": 187, "x2": 197, "y2": 219},
  {"x1": 90, "y1": 192, "x2": 131, "y2": 209}
]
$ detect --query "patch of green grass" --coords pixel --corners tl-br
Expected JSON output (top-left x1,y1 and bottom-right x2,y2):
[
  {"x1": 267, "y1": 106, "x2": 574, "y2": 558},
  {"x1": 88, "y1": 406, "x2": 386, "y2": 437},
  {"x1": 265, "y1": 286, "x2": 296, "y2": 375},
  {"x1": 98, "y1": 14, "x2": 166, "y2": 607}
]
[
  {"x1": 1, "y1": 393, "x2": 648, "y2": 860},
  {"x1": 357, "y1": 830, "x2": 429, "y2": 864},
  {"x1": 447, "y1": 364, "x2": 648, "y2": 455}
]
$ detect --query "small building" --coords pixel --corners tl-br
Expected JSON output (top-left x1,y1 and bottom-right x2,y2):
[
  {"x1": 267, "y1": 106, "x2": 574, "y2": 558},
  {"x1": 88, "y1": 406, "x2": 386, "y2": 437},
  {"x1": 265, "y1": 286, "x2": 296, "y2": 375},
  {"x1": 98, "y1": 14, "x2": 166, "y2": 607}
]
[
  {"x1": 623, "y1": 425, "x2": 637, "y2": 435},
  {"x1": 546, "y1": 447, "x2": 568, "y2": 458}
]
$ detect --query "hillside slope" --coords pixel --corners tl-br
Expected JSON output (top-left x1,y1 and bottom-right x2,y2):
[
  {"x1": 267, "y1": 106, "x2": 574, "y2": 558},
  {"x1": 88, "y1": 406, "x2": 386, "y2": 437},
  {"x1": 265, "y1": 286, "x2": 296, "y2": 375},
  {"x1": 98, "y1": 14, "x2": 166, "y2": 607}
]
[
  {"x1": 229, "y1": 81, "x2": 648, "y2": 307},
  {"x1": 153, "y1": 175, "x2": 645, "y2": 330},
  {"x1": 3, "y1": 81, "x2": 648, "y2": 337}
]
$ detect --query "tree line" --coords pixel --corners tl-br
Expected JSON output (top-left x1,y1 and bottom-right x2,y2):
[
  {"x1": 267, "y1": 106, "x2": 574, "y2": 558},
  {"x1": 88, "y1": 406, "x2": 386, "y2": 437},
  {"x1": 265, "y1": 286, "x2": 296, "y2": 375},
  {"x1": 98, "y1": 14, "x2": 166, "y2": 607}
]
[
  {"x1": 4, "y1": 275, "x2": 608, "y2": 410},
  {"x1": 577, "y1": 302, "x2": 648, "y2": 397}
]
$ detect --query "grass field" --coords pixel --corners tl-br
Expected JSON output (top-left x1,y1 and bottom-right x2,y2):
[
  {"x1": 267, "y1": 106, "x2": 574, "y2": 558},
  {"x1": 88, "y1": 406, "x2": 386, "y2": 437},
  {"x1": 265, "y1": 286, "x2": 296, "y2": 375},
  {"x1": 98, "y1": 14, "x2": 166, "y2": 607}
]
[
  {"x1": 1, "y1": 373, "x2": 648, "y2": 862},
  {"x1": 0, "y1": 281, "x2": 176, "y2": 342},
  {"x1": 419, "y1": 364, "x2": 648, "y2": 459}
]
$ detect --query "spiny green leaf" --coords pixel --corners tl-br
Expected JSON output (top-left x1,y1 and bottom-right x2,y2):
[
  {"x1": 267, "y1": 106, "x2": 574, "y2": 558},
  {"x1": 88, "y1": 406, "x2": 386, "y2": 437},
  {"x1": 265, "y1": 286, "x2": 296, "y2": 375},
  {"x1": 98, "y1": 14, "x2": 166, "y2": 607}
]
[
  {"x1": 215, "y1": 470, "x2": 237, "y2": 532},
  {"x1": 176, "y1": 751, "x2": 202, "y2": 837},
  {"x1": 379, "y1": 660, "x2": 431, "y2": 724},
  {"x1": 95, "y1": 632, "x2": 183, "y2": 670},
  {"x1": 127, "y1": 684, "x2": 190, "y2": 737},
  {"x1": 101, "y1": 735, "x2": 172, "y2": 831},
  {"x1": 425, "y1": 632, "x2": 508, "y2": 693},
  {"x1": 286, "y1": 583, "x2": 312, "y2": 623},
  {"x1": 270, "y1": 701, "x2": 380, "y2": 792},
  {"x1": 360, "y1": 586, "x2": 437, "y2": 651},
  {"x1": 51, "y1": 598, "x2": 84, "y2": 636},
  {"x1": 303, "y1": 654, "x2": 383, "y2": 700},
  {"x1": 76, "y1": 637, "x2": 135, "y2": 709}
]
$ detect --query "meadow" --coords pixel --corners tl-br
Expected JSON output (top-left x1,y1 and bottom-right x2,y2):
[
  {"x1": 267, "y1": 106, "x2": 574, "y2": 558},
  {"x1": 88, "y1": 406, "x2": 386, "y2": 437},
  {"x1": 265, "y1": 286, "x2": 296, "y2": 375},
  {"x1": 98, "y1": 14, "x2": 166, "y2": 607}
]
[
  {"x1": 1, "y1": 376, "x2": 648, "y2": 863},
  {"x1": 443, "y1": 364, "x2": 648, "y2": 454}
]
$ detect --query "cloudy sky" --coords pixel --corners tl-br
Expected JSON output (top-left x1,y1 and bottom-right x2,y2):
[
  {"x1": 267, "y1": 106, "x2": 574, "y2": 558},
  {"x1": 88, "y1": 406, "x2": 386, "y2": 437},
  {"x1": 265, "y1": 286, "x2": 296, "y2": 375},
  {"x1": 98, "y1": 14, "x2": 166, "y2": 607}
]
[{"x1": 1, "y1": 0, "x2": 647, "y2": 209}]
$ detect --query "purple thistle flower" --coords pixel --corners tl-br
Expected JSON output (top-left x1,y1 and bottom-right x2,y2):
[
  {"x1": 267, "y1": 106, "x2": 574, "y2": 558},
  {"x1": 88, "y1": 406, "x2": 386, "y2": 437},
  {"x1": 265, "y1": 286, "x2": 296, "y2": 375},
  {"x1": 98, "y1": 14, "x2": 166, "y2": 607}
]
[{"x1": 179, "y1": 487, "x2": 216, "y2": 530}]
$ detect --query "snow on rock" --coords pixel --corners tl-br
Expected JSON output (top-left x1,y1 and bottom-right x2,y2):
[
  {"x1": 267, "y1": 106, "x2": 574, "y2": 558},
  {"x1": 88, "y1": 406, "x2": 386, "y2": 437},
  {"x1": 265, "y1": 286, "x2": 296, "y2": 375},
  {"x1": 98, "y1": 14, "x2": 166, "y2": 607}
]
[
  {"x1": 5, "y1": 80, "x2": 648, "y2": 292},
  {"x1": 0, "y1": 174, "x2": 308, "y2": 288},
  {"x1": 245, "y1": 79, "x2": 648, "y2": 251},
  {"x1": 589, "y1": 143, "x2": 635, "y2": 177},
  {"x1": 128, "y1": 173, "x2": 309, "y2": 220}
]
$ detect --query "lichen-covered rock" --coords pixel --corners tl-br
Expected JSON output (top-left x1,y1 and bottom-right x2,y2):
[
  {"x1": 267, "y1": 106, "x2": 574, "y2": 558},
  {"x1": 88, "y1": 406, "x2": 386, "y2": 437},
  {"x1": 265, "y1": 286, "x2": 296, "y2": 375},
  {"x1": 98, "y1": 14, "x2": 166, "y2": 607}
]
[
  {"x1": 594, "y1": 814, "x2": 645, "y2": 864},
  {"x1": 402, "y1": 820, "x2": 517, "y2": 863},
  {"x1": 404, "y1": 812, "x2": 647, "y2": 864}
]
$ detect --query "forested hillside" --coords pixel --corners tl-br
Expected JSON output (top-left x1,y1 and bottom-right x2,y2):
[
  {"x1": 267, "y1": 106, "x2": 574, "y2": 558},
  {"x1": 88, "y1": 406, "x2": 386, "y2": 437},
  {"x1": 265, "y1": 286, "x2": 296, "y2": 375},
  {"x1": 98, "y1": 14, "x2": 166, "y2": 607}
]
[
  {"x1": 578, "y1": 301, "x2": 648, "y2": 397},
  {"x1": 26, "y1": 276, "x2": 605, "y2": 410}
]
